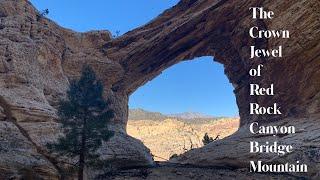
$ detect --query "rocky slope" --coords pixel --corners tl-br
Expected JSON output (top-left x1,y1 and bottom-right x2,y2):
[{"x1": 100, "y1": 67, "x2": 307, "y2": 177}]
[
  {"x1": 172, "y1": 115, "x2": 320, "y2": 179},
  {"x1": 105, "y1": 163, "x2": 299, "y2": 180},
  {"x1": 127, "y1": 113, "x2": 239, "y2": 161},
  {"x1": 0, "y1": 0, "x2": 319, "y2": 179}
]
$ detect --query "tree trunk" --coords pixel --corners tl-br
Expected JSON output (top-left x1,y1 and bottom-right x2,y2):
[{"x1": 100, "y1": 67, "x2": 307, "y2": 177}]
[
  {"x1": 78, "y1": 119, "x2": 86, "y2": 180},
  {"x1": 78, "y1": 152, "x2": 84, "y2": 180}
]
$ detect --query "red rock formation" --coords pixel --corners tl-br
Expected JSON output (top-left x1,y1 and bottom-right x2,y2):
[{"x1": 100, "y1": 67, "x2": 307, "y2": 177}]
[{"x1": 0, "y1": 0, "x2": 319, "y2": 178}]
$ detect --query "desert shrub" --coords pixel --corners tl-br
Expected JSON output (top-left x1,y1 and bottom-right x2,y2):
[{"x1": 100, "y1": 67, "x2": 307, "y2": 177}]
[{"x1": 202, "y1": 133, "x2": 219, "y2": 145}]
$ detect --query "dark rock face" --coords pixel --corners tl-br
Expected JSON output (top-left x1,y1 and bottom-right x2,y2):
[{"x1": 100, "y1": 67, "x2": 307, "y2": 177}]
[{"x1": 0, "y1": 0, "x2": 319, "y2": 178}]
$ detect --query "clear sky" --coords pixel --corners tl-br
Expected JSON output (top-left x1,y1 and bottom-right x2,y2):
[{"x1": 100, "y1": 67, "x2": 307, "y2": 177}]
[{"x1": 30, "y1": 0, "x2": 238, "y2": 117}]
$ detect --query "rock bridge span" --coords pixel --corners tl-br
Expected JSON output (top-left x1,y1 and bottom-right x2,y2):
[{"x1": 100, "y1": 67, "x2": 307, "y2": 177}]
[{"x1": 0, "y1": 0, "x2": 319, "y2": 178}]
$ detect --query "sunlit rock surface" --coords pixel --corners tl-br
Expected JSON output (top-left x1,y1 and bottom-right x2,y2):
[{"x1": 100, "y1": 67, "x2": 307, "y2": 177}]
[
  {"x1": 0, "y1": 0, "x2": 319, "y2": 178},
  {"x1": 127, "y1": 118, "x2": 239, "y2": 161}
]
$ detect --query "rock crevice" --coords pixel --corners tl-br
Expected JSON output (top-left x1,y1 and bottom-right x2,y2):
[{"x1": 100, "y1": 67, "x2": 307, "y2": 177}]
[{"x1": 0, "y1": 95, "x2": 62, "y2": 178}]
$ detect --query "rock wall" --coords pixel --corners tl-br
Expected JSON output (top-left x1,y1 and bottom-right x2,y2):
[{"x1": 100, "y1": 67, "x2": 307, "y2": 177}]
[
  {"x1": 0, "y1": 0, "x2": 319, "y2": 179},
  {"x1": 0, "y1": 0, "x2": 152, "y2": 178}
]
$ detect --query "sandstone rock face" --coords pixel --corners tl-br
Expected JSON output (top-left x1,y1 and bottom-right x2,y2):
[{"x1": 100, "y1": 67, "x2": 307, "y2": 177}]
[
  {"x1": 0, "y1": 0, "x2": 319, "y2": 179},
  {"x1": 127, "y1": 118, "x2": 239, "y2": 161},
  {"x1": 0, "y1": 0, "x2": 151, "y2": 178},
  {"x1": 174, "y1": 115, "x2": 320, "y2": 177},
  {"x1": 0, "y1": 121, "x2": 59, "y2": 179}
]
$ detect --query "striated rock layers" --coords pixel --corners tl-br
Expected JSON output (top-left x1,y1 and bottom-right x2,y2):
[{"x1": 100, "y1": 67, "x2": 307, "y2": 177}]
[{"x1": 0, "y1": 0, "x2": 319, "y2": 179}]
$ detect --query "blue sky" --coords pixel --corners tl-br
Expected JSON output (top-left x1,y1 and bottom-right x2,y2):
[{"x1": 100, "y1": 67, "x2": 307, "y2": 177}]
[{"x1": 30, "y1": 0, "x2": 238, "y2": 117}]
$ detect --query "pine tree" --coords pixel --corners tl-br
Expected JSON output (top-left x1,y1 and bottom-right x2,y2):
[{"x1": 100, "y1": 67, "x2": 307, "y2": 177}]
[{"x1": 47, "y1": 65, "x2": 114, "y2": 180}]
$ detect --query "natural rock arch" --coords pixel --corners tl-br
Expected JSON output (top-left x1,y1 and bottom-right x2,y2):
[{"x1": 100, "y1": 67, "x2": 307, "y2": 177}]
[
  {"x1": 0, "y1": 0, "x2": 319, "y2": 178},
  {"x1": 101, "y1": 0, "x2": 320, "y2": 127}
]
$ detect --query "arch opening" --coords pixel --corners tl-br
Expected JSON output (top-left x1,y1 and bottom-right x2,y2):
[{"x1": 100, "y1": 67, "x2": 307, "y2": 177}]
[{"x1": 127, "y1": 57, "x2": 240, "y2": 161}]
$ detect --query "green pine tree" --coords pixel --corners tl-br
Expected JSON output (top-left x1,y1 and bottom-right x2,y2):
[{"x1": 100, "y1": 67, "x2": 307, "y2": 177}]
[{"x1": 47, "y1": 65, "x2": 114, "y2": 180}]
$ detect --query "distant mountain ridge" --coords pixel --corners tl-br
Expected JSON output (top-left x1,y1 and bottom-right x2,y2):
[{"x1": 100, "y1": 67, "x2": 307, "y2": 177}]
[
  {"x1": 168, "y1": 112, "x2": 215, "y2": 119},
  {"x1": 129, "y1": 108, "x2": 168, "y2": 121},
  {"x1": 129, "y1": 108, "x2": 222, "y2": 123}
]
